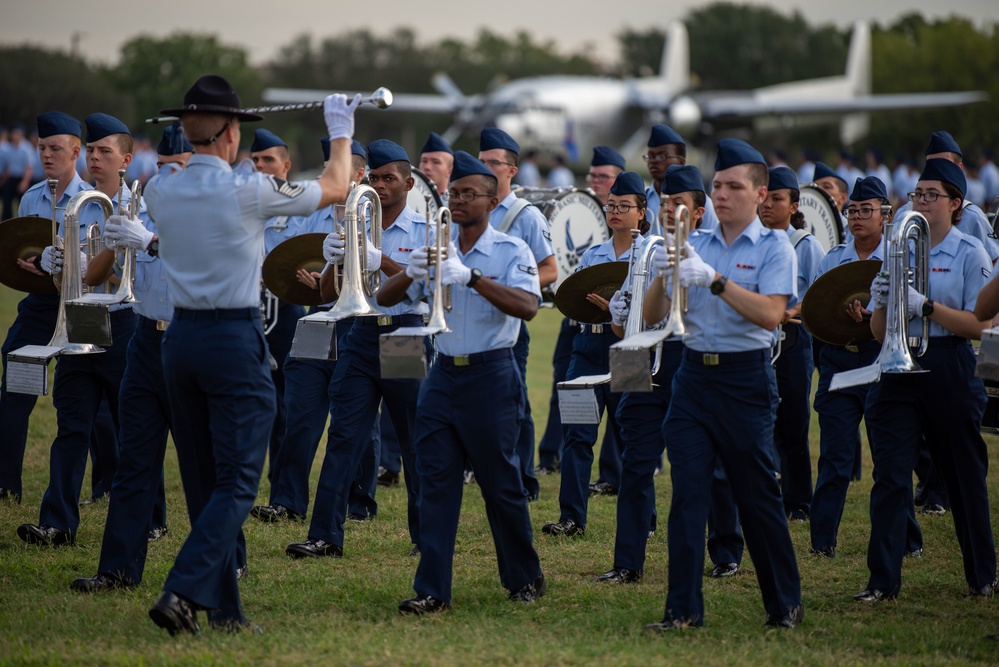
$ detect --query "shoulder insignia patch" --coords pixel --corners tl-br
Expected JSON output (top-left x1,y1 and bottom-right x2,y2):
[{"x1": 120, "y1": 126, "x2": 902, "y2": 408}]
[
  {"x1": 984, "y1": 267, "x2": 992, "y2": 279},
  {"x1": 518, "y1": 264, "x2": 538, "y2": 275},
  {"x1": 268, "y1": 175, "x2": 305, "y2": 198}
]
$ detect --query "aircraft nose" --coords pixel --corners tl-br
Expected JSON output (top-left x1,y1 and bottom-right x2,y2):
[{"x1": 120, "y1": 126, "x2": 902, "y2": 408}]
[{"x1": 668, "y1": 95, "x2": 701, "y2": 134}]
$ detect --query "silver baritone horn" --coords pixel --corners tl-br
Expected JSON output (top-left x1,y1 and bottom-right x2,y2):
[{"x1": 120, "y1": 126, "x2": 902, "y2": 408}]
[
  {"x1": 609, "y1": 204, "x2": 691, "y2": 393},
  {"x1": 829, "y1": 210, "x2": 930, "y2": 391}
]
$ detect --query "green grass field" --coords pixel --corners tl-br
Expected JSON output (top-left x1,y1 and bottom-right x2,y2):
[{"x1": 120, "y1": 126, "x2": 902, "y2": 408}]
[{"x1": 1, "y1": 283, "x2": 998, "y2": 666}]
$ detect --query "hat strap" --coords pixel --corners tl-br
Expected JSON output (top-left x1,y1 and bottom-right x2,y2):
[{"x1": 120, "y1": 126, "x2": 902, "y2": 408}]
[{"x1": 189, "y1": 118, "x2": 232, "y2": 147}]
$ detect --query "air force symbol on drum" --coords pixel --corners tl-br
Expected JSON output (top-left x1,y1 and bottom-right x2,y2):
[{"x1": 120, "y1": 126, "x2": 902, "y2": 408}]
[{"x1": 268, "y1": 176, "x2": 305, "y2": 199}]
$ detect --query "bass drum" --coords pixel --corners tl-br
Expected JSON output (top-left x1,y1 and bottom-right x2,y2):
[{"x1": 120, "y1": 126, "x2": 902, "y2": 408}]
[
  {"x1": 407, "y1": 168, "x2": 443, "y2": 219},
  {"x1": 798, "y1": 183, "x2": 844, "y2": 252},
  {"x1": 513, "y1": 186, "x2": 609, "y2": 294}
]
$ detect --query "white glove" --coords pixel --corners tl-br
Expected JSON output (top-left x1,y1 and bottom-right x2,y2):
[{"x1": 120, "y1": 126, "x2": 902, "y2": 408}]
[
  {"x1": 323, "y1": 232, "x2": 345, "y2": 264},
  {"x1": 679, "y1": 242, "x2": 715, "y2": 288},
  {"x1": 406, "y1": 247, "x2": 429, "y2": 280},
  {"x1": 104, "y1": 214, "x2": 154, "y2": 251},
  {"x1": 365, "y1": 238, "x2": 382, "y2": 271},
  {"x1": 609, "y1": 290, "x2": 629, "y2": 327},
  {"x1": 324, "y1": 93, "x2": 362, "y2": 141},
  {"x1": 41, "y1": 245, "x2": 62, "y2": 275},
  {"x1": 663, "y1": 231, "x2": 675, "y2": 248},
  {"x1": 870, "y1": 274, "x2": 889, "y2": 310},
  {"x1": 907, "y1": 284, "x2": 927, "y2": 319},
  {"x1": 651, "y1": 245, "x2": 672, "y2": 277},
  {"x1": 441, "y1": 244, "x2": 472, "y2": 286}
]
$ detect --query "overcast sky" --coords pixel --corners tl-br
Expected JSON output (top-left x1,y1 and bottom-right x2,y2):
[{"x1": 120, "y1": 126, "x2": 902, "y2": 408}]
[{"x1": 3, "y1": 0, "x2": 995, "y2": 66}]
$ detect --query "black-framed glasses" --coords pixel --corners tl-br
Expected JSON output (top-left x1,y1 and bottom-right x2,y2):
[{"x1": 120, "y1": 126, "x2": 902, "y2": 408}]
[
  {"x1": 845, "y1": 207, "x2": 877, "y2": 219},
  {"x1": 907, "y1": 191, "x2": 953, "y2": 203},
  {"x1": 481, "y1": 159, "x2": 515, "y2": 169},
  {"x1": 603, "y1": 203, "x2": 639, "y2": 213},
  {"x1": 587, "y1": 172, "x2": 613, "y2": 181},
  {"x1": 447, "y1": 190, "x2": 495, "y2": 202},
  {"x1": 642, "y1": 153, "x2": 682, "y2": 163}
]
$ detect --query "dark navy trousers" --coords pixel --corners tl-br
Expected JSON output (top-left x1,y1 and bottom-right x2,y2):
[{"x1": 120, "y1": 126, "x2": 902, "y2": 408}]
[
  {"x1": 307, "y1": 315, "x2": 423, "y2": 549},
  {"x1": 513, "y1": 321, "x2": 539, "y2": 499},
  {"x1": 97, "y1": 318, "x2": 171, "y2": 584},
  {"x1": 662, "y1": 350, "x2": 800, "y2": 625},
  {"x1": 0, "y1": 293, "x2": 59, "y2": 498},
  {"x1": 772, "y1": 323, "x2": 814, "y2": 517},
  {"x1": 558, "y1": 326, "x2": 623, "y2": 528},
  {"x1": 264, "y1": 301, "x2": 305, "y2": 480},
  {"x1": 412, "y1": 349, "x2": 541, "y2": 602},
  {"x1": 161, "y1": 308, "x2": 274, "y2": 623},
  {"x1": 810, "y1": 342, "x2": 922, "y2": 554},
  {"x1": 38, "y1": 309, "x2": 136, "y2": 535},
  {"x1": 706, "y1": 462, "x2": 744, "y2": 567},
  {"x1": 379, "y1": 403, "x2": 402, "y2": 473},
  {"x1": 864, "y1": 339, "x2": 995, "y2": 596}
]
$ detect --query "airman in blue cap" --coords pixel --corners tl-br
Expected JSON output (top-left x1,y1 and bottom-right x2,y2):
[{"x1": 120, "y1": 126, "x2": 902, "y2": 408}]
[
  {"x1": 155, "y1": 123, "x2": 193, "y2": 174},
  {"x1": 760, "y1": 166, "x2": 825, "y2": 523},
  {"x1": 0, "y1": 111, "x2": 92, "y2": 506},
  {"x1": 478, "y1": 128, "x2": 556, "y2": 499},
  {"x1": 142, "y1": 74, "x2": 360, "y2": 635},
  {"x1": 378, "y1": 149, "x2": 545, "y2": 614},
  {"x1": 419, "y1": 132, "x2": 453, "y2": 195},
  {"x1": 642, "y1": 124, "x2": 719, "y2": 234},
  {"x1": 285, "y1": 137, "x2": 429, "y2": 561},
  {"x1": 1, "y1": 123, "x2": 36, "y2": 219},
  {"x1": 859, "y1": 157, "x2": 995, "y2": 603},
  {"x1": 644, "y1": 137, "x2": 802, "y2": 631},
  {"x1": 17, "y1": 112, "x2": 141, "y2": 549}
]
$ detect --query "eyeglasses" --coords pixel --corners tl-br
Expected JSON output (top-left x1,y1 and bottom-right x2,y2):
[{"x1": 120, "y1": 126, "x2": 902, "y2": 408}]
[
  {"x1": 907, "y1": 191, "x2": 953, "y2": 203},
  {"x1": 446, "y1": 190, "x2": 495, "y2": 202},
  {"x1": 603, "y1": 203, "x2": 640, "y2": 213},
  {"x1": 587, "y1": 172, "x2": 613, "y2": 181},
  {"x1": 845, "y1": 207, "x2": 877, "y2": 219},
  {"x1": 481, "y1": 159, "x2": 515, "y2": 169},
  {"x1": 642, "y1": 154, "x2": 682, "y2": 163}
]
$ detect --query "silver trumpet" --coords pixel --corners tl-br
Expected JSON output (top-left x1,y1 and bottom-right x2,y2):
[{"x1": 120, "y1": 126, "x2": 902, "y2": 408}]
[
  {"x1": 829, "y1": 210, "x2": 930, "y2": 391},
  {"x1": 146, "y1": 87, "x2": 393, "y2": 124},
  {"x1": 424, "y1": 194, "x2": 452, "y2": 333}
]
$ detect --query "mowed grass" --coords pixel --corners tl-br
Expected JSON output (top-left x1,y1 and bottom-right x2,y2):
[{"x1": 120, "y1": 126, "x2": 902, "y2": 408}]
[{"x1": 0, "y1": 283, "x2": 998, "y2": 666}]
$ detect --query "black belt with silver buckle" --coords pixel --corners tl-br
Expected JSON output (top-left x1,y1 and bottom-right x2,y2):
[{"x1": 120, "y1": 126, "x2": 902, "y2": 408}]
[
  {"x1": 682, "y1": 348, "x2": 769, "y2": 366},
  {"x1": 580, "y1": 323, "x2": 607, "y2": 334},
  {"x1": 356, "y1": 314, "x2": 424, "y2": 327},
  {"x1": 437, "y1": 348, "x2": 514, "y2": 368},
  {"x1": 139, "y1": 316, "x2": 170, "y2": 332}
]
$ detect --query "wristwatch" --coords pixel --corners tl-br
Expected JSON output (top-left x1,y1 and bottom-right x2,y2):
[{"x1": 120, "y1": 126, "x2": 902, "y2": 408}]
[
  {"x1": 710, "y1": 275, "x2": 728, "y2": 296},
  {"x1": 921, "y1": 298, "x2": 935, "y2": 317},
  {"x1": 467, "y1": 268, "x2": 483, "y2": 288},
  {"x1": 147, "y1": 238, "x2": 159, "y2": 257}
]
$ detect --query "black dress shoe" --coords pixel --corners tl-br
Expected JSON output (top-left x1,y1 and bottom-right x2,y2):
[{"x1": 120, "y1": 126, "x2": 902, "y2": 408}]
[
  {"x1": 399, "y1": 594, "x2": 449, "y2": 615},
  {"x1": 209, "y1": 616, "x2": 264, "y2": 634},
  {"x1": 920, "y1": 503, "x2": 947, "y2": 515},
  {"x1": 534, "y1": 465, "x2": 558, "y2": 476},
  {"x1": 809, "y1": 546, "x2": 835, "y2": 558},
  {"x1": 148, "y1": 526, "x2": 169, "y2": 542},
  {"x1": 853, "y1": 588, "x2": 892, "y2": 602},
  {"x1": 70, "y1": 572, "x2": 133, "y2": 593},
  {"x1": 968, "y1": 579, "x2": 998, "y2": 597},
  {"x1": 765, "y1": 603, "x2": 804, "y2": 628},
  {"x1": 79, "y1": 493, "x2": 108, "y2": 507},
  {"x1": 597, "y1": 567, "x2": 642, "y2": 584},
  {"x1": 250, "y1": 504, "x2": 304, "y2": 522},
  {"x1": 0, "y1": 487, "x2": 21, "y2": 503},
  {"x1": 541, "y1": 519, "x2": 584, "y2": 537},
  {"x1": 347, "y1": 512, "x2": 369, "y2": 522},
  {"x1": 286, "y1": 538, "x2": 343, "y2": 559},
  {"x1": 408, "y1": 544, "x2": 421, "y2": 557},
  {"x1": 149, "y1": 590, "x2": 201, "y2": 636},
  {"x1": 17, "y1": 523, "x2": 73, "y2": 547},
  {"x1": 588, "y1": 481, "x2": 617, "y2": 496},
  {"x1": 377, "y1": 468, "x2": 400, "y2": 487},
  {"x1": 645, "y1": 618, "x2": 691, "y2": 632},
  {"x1": 710, "y1": 563, "x2": 740, "y2": 578},
  {"x1": 509, "y1": 575, "x2": 547, "y2": 602}
]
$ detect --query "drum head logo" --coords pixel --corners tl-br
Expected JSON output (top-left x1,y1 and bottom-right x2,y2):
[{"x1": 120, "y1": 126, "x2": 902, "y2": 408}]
[
  {"x1": 547, "y1": 191, "x2": 608, "y2": 290},
  {"x1": 798, "y1": 185, "x2": 844, "y2": 252}
]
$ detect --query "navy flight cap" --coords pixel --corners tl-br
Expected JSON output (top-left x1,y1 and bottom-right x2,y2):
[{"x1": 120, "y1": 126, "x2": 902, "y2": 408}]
[
  {"x1": 250, "y1": 129, "x2": 287, "y2": 153},
  {"x1": 920, "y1": 158, "x2": 967, "y2": 199},
  {"x1": 85, "y1": 113, "x2": 130, "y2": 142},
  {"x1": 609, "y1": 171, "x2": 646, "y2": 197},
  {"x1": 421, "y1": 132, "x2": 453, "y2": 155},
  {"x1": 450, "y1": 150, "x2": 495, "y2": 181},
  {"x1": 850, "y1": 176, "x2": 888, "y2": 202},
  {"x1": 37, "y1": 112, "x2": 81, "y2": 139},
  {"x1": 663, "y1": 164, "x2": 704, "y2": 195},
  {"x1": 591, "y1": 146, "x2": 626, "y2": 169},
  {"x1": 813, "y1": 161, "x2": 847, "y2": 186},
  {"x1": 647, "y1": 124, "x2": 685, "y2": 148},
  {"x1": 714, "y1": 138, "x2": 766, "y2": 172},
  {"x1": 924, "y1": 131, "x2": 962, "y2": 157},
  {"x1": 767, "y1": 166, "x2": 799, "y2": 191},
  {"x1": 479, "y1": 128, "x2": 519, "y2": 155},
  {"x1": 367, "y1": 139, "x2": 410, "y2": 169},
  {"x1": 157, "y1": 123, "x2": 193, "y2": 155}
]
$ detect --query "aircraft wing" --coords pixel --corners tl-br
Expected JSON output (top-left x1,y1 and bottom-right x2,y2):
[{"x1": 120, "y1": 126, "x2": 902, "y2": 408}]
[
  {"x1": 262, "y1": 88, "x2": 462, "y2": 114},
  {"x1": 698, "y1": 91, "x2": 989, "y2": 120}
]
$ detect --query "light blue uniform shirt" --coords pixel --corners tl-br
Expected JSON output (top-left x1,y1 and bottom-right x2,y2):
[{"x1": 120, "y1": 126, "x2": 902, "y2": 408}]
[
  {"x1": 488, "y1": 192, "x2": 554, "y2": 263},
  {"x1": 980, "y1": 160, "x2": 999, "y2": 201},
  {"x1": 896, "y1": 200, "x2": 999, "y2": 263},
  {"x1": 785, "y1": 228, "x2": 826, "y2": 308},
  {"x1": 646, "y1": 185, "x2": 720, "y2": 235},
  {"x1": 675, "y1": 218, "x2": 797, "y2": 352},
  {"x1": 128, "y1": 217, "x2": 172, "y2": 322},
  {"x1": 916, "y1": 227, "x2": 991, "y2": 338},
  {"x1": 18, "y1": 172, "x2": 92, "y2": 222},
  {"x1": 577, "y1": 237, "x2": 634, "y2": 270},
  {"x1": 371, "y1": 205, "x2": 431, "y2": 317},
  {"x1": 143, "y1": 154, "x2": 322, "y2": 310},
  {"x1": 408, "y1": 224, "x2": 540, "y2": 356},
  {"x1": 264, "y1": 214, "x2": 311, "y2": 254},
  {"x1": 815, "y1": 237, "x2": 884, "y2": 279},
  {"x1": 4, "y1": 140, "x2": 31, "y2": 178}
]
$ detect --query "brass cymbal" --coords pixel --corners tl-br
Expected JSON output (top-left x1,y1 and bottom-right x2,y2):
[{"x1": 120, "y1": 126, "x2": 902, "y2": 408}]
[
  {"x1": 555, "y1": 262, "x2": 628, "y2": 324},
  {"x1": 262, "y1": 233, "x2": 328, "y2": 306},
  {"x1": 0, "y1": 216, "x2": 58, "y2": 294},
  {"x1": 800, "y1": 259, "x2": 882, "y2": 346}
]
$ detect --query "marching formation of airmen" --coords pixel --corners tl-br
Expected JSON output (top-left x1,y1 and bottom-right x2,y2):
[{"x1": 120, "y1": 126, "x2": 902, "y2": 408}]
[{"x1": 1, "y1": 73, "x2": 998, "y2": 637}]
